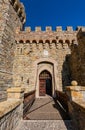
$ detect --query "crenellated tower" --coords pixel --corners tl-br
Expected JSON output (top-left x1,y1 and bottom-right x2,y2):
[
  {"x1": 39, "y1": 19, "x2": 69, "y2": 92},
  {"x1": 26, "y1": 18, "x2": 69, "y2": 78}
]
[
  {"x1": 0, "y1": 0, "x2": 26, "y2": 101},
  {"x1": 13, "y1": 26, "x2": 81, "y2": 97}
]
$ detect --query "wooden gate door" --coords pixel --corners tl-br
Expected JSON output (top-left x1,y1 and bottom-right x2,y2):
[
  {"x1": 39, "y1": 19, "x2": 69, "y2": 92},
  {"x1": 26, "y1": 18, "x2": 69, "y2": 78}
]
[
  {"x1": 39, "y1": 79, "x2": 46, "y2": 96},
  {"x1": 39, "y1": 70, "x2": 52, "y2": 96}
]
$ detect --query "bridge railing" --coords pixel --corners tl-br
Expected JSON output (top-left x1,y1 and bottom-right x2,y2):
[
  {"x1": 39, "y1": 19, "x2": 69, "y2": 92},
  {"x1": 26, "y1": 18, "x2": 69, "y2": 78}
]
[
  {"x1": 56, "y1": 81, "x2": 85, "y2": 130},
  {"x1": 65, "y1": 81, "x2": 85, "y2": 130},
  {"x1": 0, "y1": 87, "x2": 25, "y2": 130},
  {"x1": 23, "y1": 90, "x2": 36, "y2": 119},
  {"x1": 55, "y1": 90, "x2": 69, "y2": 112}
]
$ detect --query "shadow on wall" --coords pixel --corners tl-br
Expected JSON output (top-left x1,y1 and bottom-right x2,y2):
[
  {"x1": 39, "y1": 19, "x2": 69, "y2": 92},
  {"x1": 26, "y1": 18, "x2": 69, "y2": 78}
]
[
  {"x1": 62, "y1": 34, "x2": 84, "y2": 90},
  {"x1": 55, "y1": 90, "x2": 85, "y2": 130},
  {"x1": 69, "y1": 31, "x2": 85, "y2": 86},
  {"x1": 62, "y1": 54, "x2": 72, "y2": 91},
  {"x1": 76, "y1": 30, "x2": 85, "y2": 86}
]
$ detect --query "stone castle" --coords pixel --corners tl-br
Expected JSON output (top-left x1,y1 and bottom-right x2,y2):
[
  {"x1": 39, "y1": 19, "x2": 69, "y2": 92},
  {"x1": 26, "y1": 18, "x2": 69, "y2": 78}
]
[
  {"x1": 0, "y1": 0, "x2": 85, "y2": 130},
  {"x1": 15, "y1": 26, "x2": 79, "y2": 97}
]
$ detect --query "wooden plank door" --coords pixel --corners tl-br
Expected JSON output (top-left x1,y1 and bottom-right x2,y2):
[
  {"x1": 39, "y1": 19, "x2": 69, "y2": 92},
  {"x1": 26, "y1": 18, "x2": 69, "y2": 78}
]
[{"x1": 39, "y1": 79, "x2": 46, "y2": 96}]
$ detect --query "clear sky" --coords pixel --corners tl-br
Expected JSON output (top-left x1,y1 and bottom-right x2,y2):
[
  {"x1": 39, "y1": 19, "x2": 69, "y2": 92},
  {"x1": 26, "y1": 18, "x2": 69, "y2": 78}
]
[{"x1": 20, "y1": 0, "x2": 85, "y2": 30}]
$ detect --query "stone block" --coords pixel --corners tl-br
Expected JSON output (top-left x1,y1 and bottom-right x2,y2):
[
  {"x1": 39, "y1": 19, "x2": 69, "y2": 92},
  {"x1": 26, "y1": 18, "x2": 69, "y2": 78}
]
[
  {"x1": 25, "y1": 27, "x2": 31, "y2": 32},
  {"x1": 66, "y1": 26, "x2": 73, "y2": 32},
  {"x1": 16, "y1": 27, "x2": 21, "y2": 34},
  {"x1": 7, "y1": 87, "x2": 25, "y2": 100},
  {"x1": 46, "y1": 26, "x2": 52, "y2": 32},
  {"x1": 56, "y1": 26, "x2": 62, "y2": 31},
  {"x1": 0, "y1": 100, "x2": 22, "y2": 130},
  {"x1": 66, "y1": 85, "x2": 83, "y2": 101},
  {"x1": 35, "y1": 27, "x2": 42, "y2": 32},
  {"x1": 80, "y1": 27, "x2": 85, "y2": 32}
]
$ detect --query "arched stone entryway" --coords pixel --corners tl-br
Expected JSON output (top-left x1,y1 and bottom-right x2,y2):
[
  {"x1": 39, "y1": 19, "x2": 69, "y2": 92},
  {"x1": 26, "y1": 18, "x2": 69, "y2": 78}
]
[
  {"x1": 34, "y1": 58, "x2": 60, "y2": 98},
  {"x1": 39, "y1": 70, "x2": 52, "y2": 96}
]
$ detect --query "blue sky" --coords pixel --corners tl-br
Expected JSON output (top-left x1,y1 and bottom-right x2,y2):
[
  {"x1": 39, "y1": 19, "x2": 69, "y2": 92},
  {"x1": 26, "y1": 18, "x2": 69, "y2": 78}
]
[{"x1": 20, "y1": 0, "x2": 85, "y2": 30}]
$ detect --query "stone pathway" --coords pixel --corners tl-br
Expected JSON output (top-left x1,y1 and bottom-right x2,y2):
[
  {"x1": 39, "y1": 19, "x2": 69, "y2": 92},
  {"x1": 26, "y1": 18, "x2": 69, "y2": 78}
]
[
  {"x1": 16, "y1": 120, "x2": 74, "y2": 130},
  {"x1": 25, "y1": 97, "x2": 70, "y2": 120},
  {"x1": 16, "y1": 97, "x2": 75, "y2": 130}
]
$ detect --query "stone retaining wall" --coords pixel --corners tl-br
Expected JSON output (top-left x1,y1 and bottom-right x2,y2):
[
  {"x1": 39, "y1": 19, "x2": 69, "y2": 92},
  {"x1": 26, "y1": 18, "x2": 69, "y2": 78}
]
[
  {"x1": 66, "y1": 83, "x2": 85, "y2": 130},
  {"x1": 56, "y1": 84, "x2": 85, "y2": 130},
  {"x1": 68, "y1": 100, "x2": 85, "y2": 130},
  {"x1": 0, "y1": 100, "x2": 22, "y2": 130}
]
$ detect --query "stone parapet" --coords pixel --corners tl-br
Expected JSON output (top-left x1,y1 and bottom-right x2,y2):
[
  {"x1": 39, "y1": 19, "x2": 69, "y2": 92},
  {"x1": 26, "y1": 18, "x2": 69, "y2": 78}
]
[
  {"x1": 0, "y1": 100, "x2": 22, "y2": 130},
  {"x1": 15, "y1": 26, "x2": 78, "y2": 46},
  {"x1": 0, "y1": 99, "x2": 21, "y2": 118},
  {"x1": 66, "y1": 86, "x2": 83, "y2": 101},
  {"x1": 0, "y1": 87, "x2": 25, "y2": 130},
  {"x1": 23, "y1": 26, "x2": 84, "y2": 32},
  {"x1": 66, "y1": 81, "x2": 85, "y2": 101},
  {"x1": 7, "y1": 87, "x2": 25, "y2": 100},
  {"x1": 68, "y1": 100, "x2": 85, "y2": 130},
  {"x1": 23, "y1": 90, "x2": 35, "y2": 118},
  {"x1": 65, "y1": 81, "x2": 85, "y2": 130}
]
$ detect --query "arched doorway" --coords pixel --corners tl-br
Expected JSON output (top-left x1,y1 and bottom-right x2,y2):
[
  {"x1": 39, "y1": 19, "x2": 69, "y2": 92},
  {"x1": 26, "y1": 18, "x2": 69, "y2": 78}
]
[{"x1": 39, "y1": 70, "x2": 52, "y2": 96}]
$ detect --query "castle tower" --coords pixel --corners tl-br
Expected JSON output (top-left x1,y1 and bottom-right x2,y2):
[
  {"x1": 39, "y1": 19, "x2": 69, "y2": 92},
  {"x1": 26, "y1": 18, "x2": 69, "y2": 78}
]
[
  {"x1": 0, "y1": 0, "x2": 26, "y2": 101},
  {"x1": 14, "y1": 26, "x2": 78, "y2": 97}
]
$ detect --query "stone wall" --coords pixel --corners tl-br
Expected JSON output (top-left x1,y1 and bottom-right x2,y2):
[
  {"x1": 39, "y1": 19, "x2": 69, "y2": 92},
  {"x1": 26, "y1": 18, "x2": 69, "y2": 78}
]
[
  {"x1": 56, "y1": 82, "x2": 85, "y2": 130},
  {"x1": 70, "y1": 27, "x2": 85, "y2": 86},
  {"x1": 0, "y1": 0, "x2": 25, "y2": 101},
  {"x1": 0, "y1": 87, "x2": 25, "y2": 130},
  {"x1": 14, "y1": 27, "x2": 78, "y2": 96},
  {"x1": 65, "y1": 83, "x2": 85, "y2": 130},
  {"x1": 77, "y1": 28, "x2": 85, "y2": 85},
  {"x1": 69, "y1": 41, "x2": 82, "y2": 85},
  {"x1": 0, "y1": 100, "x2": 22, "y2": 130},
  {"x1": 68, "y1": 100, "x2": 85, "y2": 130},
  {"x1": 56, "y1": 90, "x2": 69, "y2": 112}
]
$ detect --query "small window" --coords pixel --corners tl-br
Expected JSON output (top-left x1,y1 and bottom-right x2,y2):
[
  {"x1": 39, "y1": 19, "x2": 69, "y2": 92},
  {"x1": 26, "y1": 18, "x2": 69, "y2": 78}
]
[
  {"x1": 21, "y1": 48, "x2": 22, "y2": 54},
  {"x1": 21, "y1": 76, "x2": 23, "y2": 81},
  {"x1": 27, "y1": 79, "x2": 29, "y2": 84}
]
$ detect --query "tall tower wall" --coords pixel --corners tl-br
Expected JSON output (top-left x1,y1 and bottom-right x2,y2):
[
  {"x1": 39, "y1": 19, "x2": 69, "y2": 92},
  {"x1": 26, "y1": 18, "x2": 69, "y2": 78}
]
[
  {"x1": 70, "y1": 27, "x2": 85, "y2": 85},
  {"x1": 0, "y1": 0, "x2": 26, "y2": 101}
]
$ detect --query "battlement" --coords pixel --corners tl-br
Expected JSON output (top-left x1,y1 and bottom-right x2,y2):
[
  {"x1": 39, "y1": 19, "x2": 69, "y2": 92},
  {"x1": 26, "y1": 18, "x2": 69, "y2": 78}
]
[
  {"x1": 9, "y1": 0, "x2": 26, "y2": 24},
  {"x1": 24, "y1": 26, "x2": 74, "y2": 32},
  {"x1": 77, "y1": 27, "x2": 85, "y2": 40},
  {"x1": 16, "y1": 26, "x2": 85, "y2": 33},
  {"x1": 15, "y1": 26, "x2": 85, "y2": 45}
]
